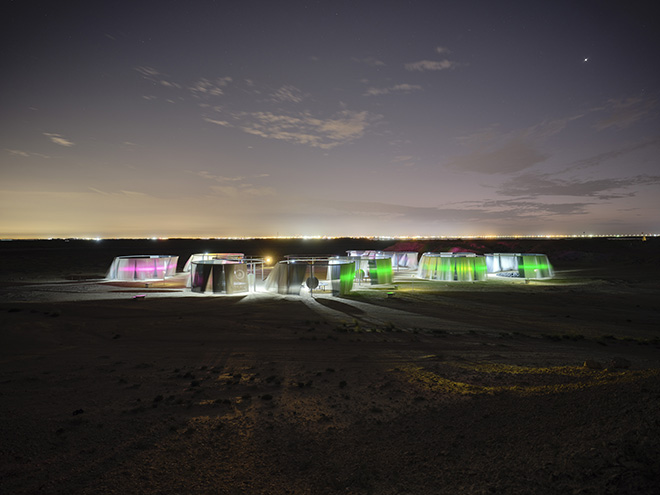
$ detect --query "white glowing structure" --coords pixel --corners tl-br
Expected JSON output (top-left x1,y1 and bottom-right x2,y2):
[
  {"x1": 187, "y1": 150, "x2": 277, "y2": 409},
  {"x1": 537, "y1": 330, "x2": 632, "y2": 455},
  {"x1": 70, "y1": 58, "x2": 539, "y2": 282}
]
[
  {"x1": 106, "y1": 255, "x2": 178, "y2": 281},
  {"x1": 391, "y1": 251, "x2": 419, "y2": 270},
  {"x1": 416, "y1": 252, "x2": 488, "y2": 282},
  {"x1": 347, "y1": 250, "x2": 419, "y2": 270},
  {"x1": 183, "y1": 253, "x2": 244, "y2": 272}
]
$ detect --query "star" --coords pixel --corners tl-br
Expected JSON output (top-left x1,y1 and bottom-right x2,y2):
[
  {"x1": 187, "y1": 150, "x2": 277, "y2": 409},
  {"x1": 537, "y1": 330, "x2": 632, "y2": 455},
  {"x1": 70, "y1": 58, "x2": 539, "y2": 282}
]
[{"x1": 583, "y1": 57, "x2": 589, "y2": 62}]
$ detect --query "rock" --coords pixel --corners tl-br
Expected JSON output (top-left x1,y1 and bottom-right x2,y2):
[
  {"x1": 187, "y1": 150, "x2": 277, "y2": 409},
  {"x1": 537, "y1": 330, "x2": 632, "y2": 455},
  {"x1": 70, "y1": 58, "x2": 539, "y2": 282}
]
[{"x1": 583, "y1": 359, "x2": 602, "y2": 370}]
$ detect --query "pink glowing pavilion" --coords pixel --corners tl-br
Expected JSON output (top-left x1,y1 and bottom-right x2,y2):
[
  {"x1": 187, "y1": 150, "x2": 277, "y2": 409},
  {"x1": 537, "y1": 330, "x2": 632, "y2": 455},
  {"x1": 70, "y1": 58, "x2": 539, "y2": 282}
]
[{"x1": 106, "y1": 255, "x2": 179, "y2": 281}]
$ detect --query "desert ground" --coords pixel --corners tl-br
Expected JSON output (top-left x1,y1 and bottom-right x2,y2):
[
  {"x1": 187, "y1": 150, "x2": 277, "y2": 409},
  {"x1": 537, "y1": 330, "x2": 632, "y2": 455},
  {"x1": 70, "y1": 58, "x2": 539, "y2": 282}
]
[{"x1": 1, "y1": 238, "x2": 659, "y2": 494}]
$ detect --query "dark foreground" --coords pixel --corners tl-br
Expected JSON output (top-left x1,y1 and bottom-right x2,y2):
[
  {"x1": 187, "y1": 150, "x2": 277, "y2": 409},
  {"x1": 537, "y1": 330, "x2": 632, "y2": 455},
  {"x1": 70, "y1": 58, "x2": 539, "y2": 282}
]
[{"x1": 1, "y1": 238, "x2": 660, "y2": 494}]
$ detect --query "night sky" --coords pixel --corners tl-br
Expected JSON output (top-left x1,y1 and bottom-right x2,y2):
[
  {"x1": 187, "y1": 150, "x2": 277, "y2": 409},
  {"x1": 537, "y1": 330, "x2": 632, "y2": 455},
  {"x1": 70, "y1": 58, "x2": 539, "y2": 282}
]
[{"x1": 2, "y1": 1, "x2": 659, "y2": 238}]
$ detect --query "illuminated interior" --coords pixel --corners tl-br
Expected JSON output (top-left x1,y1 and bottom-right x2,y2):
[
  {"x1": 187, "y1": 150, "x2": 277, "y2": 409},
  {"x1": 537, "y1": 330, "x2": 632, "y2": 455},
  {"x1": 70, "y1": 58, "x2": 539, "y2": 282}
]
[
  {"x1": 347, "y1": 250, "x2": 419, "y2": 270},
  {"x1": 345, "y1": 251, "x2": 400, "y2": 285},
  {"x1": 106, "y1": 255, "x2": 179, "y2": 281},
  {"x1": 416, "y1": 252, "x2": 488, "y2": 282},
  {"x1": 486, "y1": 253, "x2": 554, "y2": 279}
]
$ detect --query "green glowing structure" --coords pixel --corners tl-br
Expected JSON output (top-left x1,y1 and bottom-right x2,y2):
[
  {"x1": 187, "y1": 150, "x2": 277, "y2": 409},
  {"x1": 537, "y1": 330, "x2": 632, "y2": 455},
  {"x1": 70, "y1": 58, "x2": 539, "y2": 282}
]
[
  {"x1": 346, "y1": 253, "x2": 394, "y2": 285},
  {"x1": 518, "y1": 254, "x2": 553, "y2": 279},
  {"x1": 330, "y1": 260, "x2": 357, "y2": 295},
  {"x1": 416, "y1": 253, "x2": 488, "y2": 282},
  {"x1": 368, "y1": 258, "x2": 393, "y2": 285}
]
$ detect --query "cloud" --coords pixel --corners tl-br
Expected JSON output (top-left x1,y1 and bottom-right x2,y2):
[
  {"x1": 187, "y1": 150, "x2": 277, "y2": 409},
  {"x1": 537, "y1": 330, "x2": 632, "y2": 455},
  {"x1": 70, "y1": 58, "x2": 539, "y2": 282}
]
[
  {"x1": 88, "y1": 187, "x2": 109, "y2": 195},
  {"x1": 402, "y1": 46, "x2": 456, "y2": 72},
  {"x1": 392, "y1": 155, "x2": 416, "y2": 167},
  {"x1": 135, "y1": 66, "x2": 160, "y2": 77},
  {"x1": 456, "y1": 114, "x2": 585, "y2": 148},
  {"x1": 449, "y1": 112, "x2": 594, "y2": 175},
  {"x1": 595, "y1": 96, "x2": 657, "y2": 130},
  {"x1": 364, "y1": 83, "x2": 423, "y2": 96},
  {"x1": 135, "y1": 66, "x2": 182, "y2": 89},
  {"x1": 160, "y1": 80, "x2": 181, "y2": 89},
  {"x1": 195, "y1": 171, "x2": 270, "y2": 183},
  {"x1": 448, "y1": 97, "x2": 656, "y2": 179},
  {"x1": 204, "y1": 117, "x2": 231, "y2": 127},
  {"x1": 497, "y1": 173, "x2": 660, "y2": 199},
  {"x1": 466, "y1": 197, "x2": 594, "y2": 217},
  {"x1": 229, "y1": 109, "x2": 373, "y2": 149},
  {"x1": 210, "y1": 185, "x2": 275, "y2": 197},
  {"x1": 138, "y1": 67, "x2": 374, "y2": 149},
  {"x1": 329, "y1": 196, "x2": 594, "y2": 225},
  {"x1": 564, "y1": 136, "x2": 660, "y2": 171},
  {"x1": 270, "y1": 85, "x2": 305, "y2": 103},
  {"x1": 405, "y1": 59, "x2": 456, "y2": 71},
  {"x1": 6, "y1": 149, "x2": 30, "y2": 157},
  {"x1": 43, "y1": 133, "x2": 74, "y2": 147},
  {"x1": 193, "y1": 170, "x2": 274, "y2": 196},
  {"x1": 454, "y1": 125, "x2": 503, "y2": 147},
  {"x1": 189, "y1": 77, "x2": 232, "y2": 97},
  {"x1": 523, "y1": 115, "x2": 586, "y2": 140},
  {"x1": 447, "y1": 139, "x2": 548, "y2": 174},
  {"x1": 5, "y1": 149, "x2": 51, "y2": 158},
  {"x1": 117, "y1": 190, "x2": 148, "y2": 197}
]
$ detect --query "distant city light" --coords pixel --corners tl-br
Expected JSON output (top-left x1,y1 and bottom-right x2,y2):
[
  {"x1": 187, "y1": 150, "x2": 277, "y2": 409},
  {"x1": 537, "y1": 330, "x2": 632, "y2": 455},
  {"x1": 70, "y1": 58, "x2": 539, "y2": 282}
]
[{"x1": 3, "y1": 232, "x2": 658, "y2": 241}]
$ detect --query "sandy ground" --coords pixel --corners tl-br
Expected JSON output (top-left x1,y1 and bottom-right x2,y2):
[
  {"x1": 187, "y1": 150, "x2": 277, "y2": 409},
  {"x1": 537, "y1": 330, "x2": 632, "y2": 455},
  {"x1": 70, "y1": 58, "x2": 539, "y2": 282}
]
[{"x1": 1, "y1": 248, "x2": 660, "y2": 494}]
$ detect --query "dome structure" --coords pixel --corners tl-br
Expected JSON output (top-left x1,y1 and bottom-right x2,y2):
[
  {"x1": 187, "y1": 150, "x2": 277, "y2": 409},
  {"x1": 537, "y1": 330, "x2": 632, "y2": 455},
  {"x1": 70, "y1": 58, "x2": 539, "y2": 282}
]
[
  {"x1": 106, "y1": 255, "x2": 178, "y2": 281},
  {"x1": 416, "y1": 252, "x2": 487, "y2": 282}
]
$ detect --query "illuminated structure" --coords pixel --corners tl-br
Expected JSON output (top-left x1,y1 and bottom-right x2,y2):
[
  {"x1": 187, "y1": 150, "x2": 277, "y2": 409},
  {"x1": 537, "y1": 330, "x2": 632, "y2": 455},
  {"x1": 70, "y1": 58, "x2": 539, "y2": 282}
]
[
  {"x1": 106, "y1": 255, "x2": 178, "y2": 281},
  {"x1": 347, "y1": 250, "x2": 418, "y2": 270},
  {"x1": 183, "y1": 253, "x2": 244, "y2": 272},
  {"x1": 486, "y1": 253, "x2": 554, "y2": 279},
  {"x1": 346, "y1": 254, "x2": 393, "y2": 285},
  {"x1": 416, "y1": 252, "x2": 488, "y2": 282},
  {"x1": 391, "y1": 251, "x2": 419, "y2": 270},
  {"x1": 346, "y1": 250, "x2": 418, "y2": 285},
  {"x1": 190, "y1": 259, "x2": 249, "y2": 294},
  {"x1": 265, "y1": 257, "x2": 356, "y2": 296}
]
